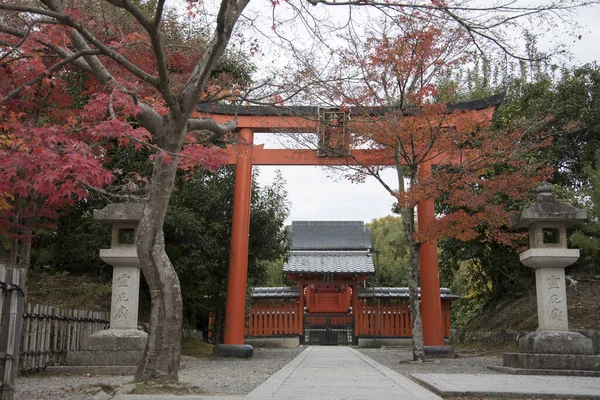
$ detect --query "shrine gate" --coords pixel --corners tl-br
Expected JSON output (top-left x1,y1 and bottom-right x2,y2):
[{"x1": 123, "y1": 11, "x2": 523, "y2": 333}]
[{"x1": 200, "y1": 94, "x2": 502, "y2": 356}]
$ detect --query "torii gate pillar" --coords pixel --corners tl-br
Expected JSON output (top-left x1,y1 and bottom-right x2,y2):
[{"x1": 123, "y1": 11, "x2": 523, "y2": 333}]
[
  {"x1": 213, "y1": 128, "x2": 254, "y2": 358},
  {"x1": 418, "y1": 161, "x2": 454, "y2": 357}
]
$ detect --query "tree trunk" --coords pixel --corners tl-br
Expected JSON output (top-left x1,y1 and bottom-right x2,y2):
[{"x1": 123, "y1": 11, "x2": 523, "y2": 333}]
[
  {"x1": 135, "y1": 142, "x2": 184, "y2": 382},
  {"x1": 395, "y1": 163, "x2": 425, "y2": 361},
  {"x1": 400, "y1": 206, "x2": 425, "y2": 361}
]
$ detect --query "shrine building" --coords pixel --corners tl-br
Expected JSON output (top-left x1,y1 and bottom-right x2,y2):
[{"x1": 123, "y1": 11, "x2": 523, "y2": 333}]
[{"x1": 245, "y1": 221, "x2": 458, "y2": 346}]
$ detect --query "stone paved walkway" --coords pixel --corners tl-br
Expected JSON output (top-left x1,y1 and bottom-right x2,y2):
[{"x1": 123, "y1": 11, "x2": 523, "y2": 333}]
[
  {"x1": 115, "y1": 346, "x2": 600, "y2": 399},
  {"x1": 246, "y1": 346, "x2": 441, "y2": 400}
]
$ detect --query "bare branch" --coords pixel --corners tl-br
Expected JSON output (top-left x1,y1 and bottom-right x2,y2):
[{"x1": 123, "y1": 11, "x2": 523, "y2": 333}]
[
  {"x1": 136, "y1": 103, "x2": 165, "y2": 138},
  {"x1": 180, "y1": 0, "x2": 251, "y2": 115},
  {"x1": 1, "y1": 49, "x2": 101, "y2": 104},
  {"x1": 101, "y1": 0, "x2": 177, "y2": 109},
  {"x1": 187, "y1": 117, "x2": 238, "y2": 142}
]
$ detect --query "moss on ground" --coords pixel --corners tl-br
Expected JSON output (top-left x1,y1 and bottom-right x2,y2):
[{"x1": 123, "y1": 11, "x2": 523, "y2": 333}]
[{"x1": 181, "y1": 338, "x2": 214, "y2": 357}]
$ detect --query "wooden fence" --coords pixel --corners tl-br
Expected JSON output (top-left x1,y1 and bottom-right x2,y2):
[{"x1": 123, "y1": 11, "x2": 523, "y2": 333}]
[
  {"x1": 355, "y1": 300, "x2": 413, "y2": 337},
  {"x1": 243, "y1": 299, "x2": 452, "y2": 339},
  {"x1": 355, "y1": 299, "x2": 452, "y2": 338},
  {"x1": 245, "y1": 301, "x2": 301, "y2": 337},
  {"x1": 19, "y1": 304, "x2": 108, "y2": 373}
]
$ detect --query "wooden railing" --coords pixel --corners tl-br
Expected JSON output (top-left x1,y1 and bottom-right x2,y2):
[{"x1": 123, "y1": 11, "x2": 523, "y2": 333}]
[
  {"x1": 355, "y1": 300, "x2": 412, "y2": 337},
  {"x1": 245, "y1": 301, "x2": 301, "y2": 337},
  {"x1": 19, "y1": 303, "x2": 109, "y2": 372},
  {"x1": 355, "y1": 299, "x2": 452, "y2": 338}
]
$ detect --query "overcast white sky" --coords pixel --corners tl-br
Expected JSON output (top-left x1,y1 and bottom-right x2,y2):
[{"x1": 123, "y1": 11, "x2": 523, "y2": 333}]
[{"x1": 251, "y1": 3, "x2": 600, "y2": 225}]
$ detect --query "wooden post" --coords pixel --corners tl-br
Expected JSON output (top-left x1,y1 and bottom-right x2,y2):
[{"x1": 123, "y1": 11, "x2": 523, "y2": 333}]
[
  {"x1": 0, "y1": 265, "x2": 26, "y2": 400},
  {"x1": 417, "y1": 161, "x2": 445, "y2": 346},
  {"x1": 352, "y1": 283, "x2": 359, "y2": 337},
  {"x1": 223, "y1": 128, "x2": 254, "y2": 346},
  {"x1": 298, "y1": 281, "x2": 304, "y2": 336}
]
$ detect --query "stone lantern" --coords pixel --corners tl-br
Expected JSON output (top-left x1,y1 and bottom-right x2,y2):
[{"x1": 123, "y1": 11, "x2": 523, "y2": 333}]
[
  {"x1": 499, "y1": 182, "x2": 600, "y2": 375},
  {"x1": 66, "y1": 203, "x2": 147, "y2": 373},
  {"x1": 512, "y1": 182, "x2": 586, "y2": 332},
  {"x1": 94, "y1": 202, "x2": 146, "y2": 333}
]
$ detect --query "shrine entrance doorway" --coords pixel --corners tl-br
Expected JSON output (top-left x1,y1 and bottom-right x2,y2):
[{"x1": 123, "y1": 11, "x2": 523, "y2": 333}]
[{"x1": 304, "y1": 314, "x2": 354, "y2": 345}]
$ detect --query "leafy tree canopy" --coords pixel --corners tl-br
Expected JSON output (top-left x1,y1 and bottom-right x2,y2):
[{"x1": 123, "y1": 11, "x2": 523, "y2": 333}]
[
  {"x1": 368, "y1": 215, "x2": 410, "y2": 287},
  {"x1": 164, "y1": 167, "x2": 290, "y2": 342}
]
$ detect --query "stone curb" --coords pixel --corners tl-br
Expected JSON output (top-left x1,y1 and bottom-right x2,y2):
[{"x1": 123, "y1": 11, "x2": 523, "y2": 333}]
[
  {"x1": 348, "y1": 347, "x2": 442, "y2": 400},
  {"x1": 411, "y1": 373, "x2": 600, "y2": 399}
]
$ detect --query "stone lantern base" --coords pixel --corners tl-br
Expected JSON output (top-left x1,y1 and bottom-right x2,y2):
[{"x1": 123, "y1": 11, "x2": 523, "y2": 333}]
[
  {"x1": 491, "y1": 330, "x2": 600, "y2": 376},
  {"x1": 63, "y1": 329, "x2": 147, "y2": 374}
]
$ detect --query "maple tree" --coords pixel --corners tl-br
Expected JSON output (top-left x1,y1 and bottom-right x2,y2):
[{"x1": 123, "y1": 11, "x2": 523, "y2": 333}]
[
  {"x1": 309, "y1": 12, "x2": 553, "y2": 360},
  {"x1": 0, "y1": 119, "x2": 113, "y2": 274},
  {"x1": 0, "y1": 0, "x2": 597, "y2": 387},
  {"x1": 0, "y1": 0, "x2": 246, "y2": 383}
]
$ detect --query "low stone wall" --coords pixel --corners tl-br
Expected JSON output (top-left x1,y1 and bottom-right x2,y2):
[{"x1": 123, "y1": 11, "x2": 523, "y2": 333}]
[
  {"x1": 245, "y1": 337, "x2": 300, "y2": 348},
  {"x1": 450, "y1": 329, "x2": 524, "y2": 345},
  {"x1": 357, "y1": 338, "x2": 413, "y2": 348},
  {"x1": 182, "y1": 329, "x2": 204, "y2": 340},
  {"x1": 451, "y1": 329, "x2": 600, "y2": 350}
]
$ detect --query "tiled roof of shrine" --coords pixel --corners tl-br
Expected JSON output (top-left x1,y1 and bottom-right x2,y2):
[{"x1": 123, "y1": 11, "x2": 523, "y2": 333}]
[
  {"x1": 358, "y1": 287, "x2": 459, "y2": 300},
  {"x1": 283, "y1": 250, "x2": 375, "y2": 274},
  {"x1": 251, "y1": 286, "x2": 300, "y2": 299},
  {"x1": 288, "y1": 221, "x2": 372, "y2": 250}
]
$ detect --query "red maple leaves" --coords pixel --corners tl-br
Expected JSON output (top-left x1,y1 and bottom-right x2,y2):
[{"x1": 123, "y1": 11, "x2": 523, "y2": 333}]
[
  {"x1": 333, "y1": 12, "x2": 551, "y2": 246},
  {"x1": 0, "y1": 5, "x2": 232, "y2": 243}
]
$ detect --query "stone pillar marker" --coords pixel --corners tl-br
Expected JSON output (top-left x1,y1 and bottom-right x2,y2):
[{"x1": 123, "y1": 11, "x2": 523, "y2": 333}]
[{"x1": 65, "y1": 202, "x2": 147, "y2": 373}]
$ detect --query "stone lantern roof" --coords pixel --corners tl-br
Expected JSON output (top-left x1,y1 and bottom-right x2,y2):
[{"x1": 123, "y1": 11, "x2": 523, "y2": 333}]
[
  {"x1": 511, "y1": 182, "x2": 587, "y2": 228},
  {"x1": 93, "y1": 203, "x2": 144, "y2": 224}
]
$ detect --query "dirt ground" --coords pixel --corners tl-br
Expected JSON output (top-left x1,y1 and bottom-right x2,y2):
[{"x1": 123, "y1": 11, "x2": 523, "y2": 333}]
[{"x1": 464, "y1": 276, "x2": 600, "y2": 333}]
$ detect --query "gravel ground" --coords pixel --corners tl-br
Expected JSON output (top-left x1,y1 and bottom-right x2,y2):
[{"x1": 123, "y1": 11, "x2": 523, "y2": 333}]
[
  {"x1": 14, "y1": 346, "x2": 502, "y2": 399},
  {"x1": 358, "y1": 347, "x2": 504, "y2": 377},
  {"x1": 14, "y1": 348, "x2": 303, "y2": 399}
]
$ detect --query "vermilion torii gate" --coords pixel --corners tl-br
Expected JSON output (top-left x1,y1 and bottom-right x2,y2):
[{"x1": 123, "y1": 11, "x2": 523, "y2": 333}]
[{"x1": 203, "y1": 95, "x2": 502, "y2": 357}]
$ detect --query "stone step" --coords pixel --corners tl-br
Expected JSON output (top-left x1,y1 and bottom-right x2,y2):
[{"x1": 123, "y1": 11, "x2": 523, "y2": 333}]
[
  {"x1": 45, "y1": 365, "x2": 136, "y2": 375},
  {"x1": 503, "y1": 352, "x2": 600, "y2": 371},
  {"x1": 67, "y1": 350, "x2": 143, "y2": 366}
]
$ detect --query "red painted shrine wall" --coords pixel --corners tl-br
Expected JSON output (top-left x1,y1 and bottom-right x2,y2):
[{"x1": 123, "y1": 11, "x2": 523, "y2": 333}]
[{"x1": 304, "y1": 285, "x2": 352, "y2": 314}]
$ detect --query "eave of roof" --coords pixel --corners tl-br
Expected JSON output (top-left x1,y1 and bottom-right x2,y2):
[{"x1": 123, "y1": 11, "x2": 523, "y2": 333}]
[
  {"x1": 283, "y1": 250, "x2": 375, "y2": 274},
  {"x1": 251, "y1": 286, "x2": 300, "y2": 299},
  {"x1": 358, "y1": 287, "x2": 459, "y2": 300},
  {"x1": 289, "y1": 221, "x2": 372, "y2": 250}
]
